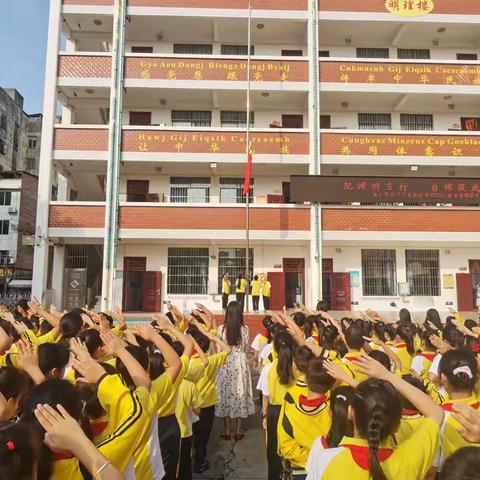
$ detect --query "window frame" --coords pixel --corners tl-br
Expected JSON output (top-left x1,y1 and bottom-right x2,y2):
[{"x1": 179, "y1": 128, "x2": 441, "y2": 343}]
[
  {"x1": 170, "y1": 177, "x2": 210, "y2": 203},
  {"x1": 361, "y1": 249, "x2": 397, "y2": 297},
  {"x1": 0, "y1": 192, "x2": 11, "y2": 206},
  {"x1": 405, "y1": 249, "x2": 441, "y2": 297},
  {"x1": 0, "y1": 220, "x2": 9, "y2": 235},
  {"x1": 167, "y1": 247, "x2": 210, "y2": 295},
  {"x1": 219, "y1": 177, "x2": 254, "y2": 204},
  {"x1": 171, "y1": 110, "x2": 212, "y2": 127},
  {"x1": 173, "y1": 44, "x2": 213, "y2": 55},
  {"x1": 400, "y1": 114, "x2": 433, "y2": 131},
  {"x1": 358, "y1": 113, "x2": 392, "y2": 130}
]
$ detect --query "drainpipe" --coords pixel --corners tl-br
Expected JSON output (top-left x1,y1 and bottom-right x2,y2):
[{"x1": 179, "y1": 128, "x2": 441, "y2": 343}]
[{"x1": 101, "y1": 0, "x2": 126, "y2": 310}]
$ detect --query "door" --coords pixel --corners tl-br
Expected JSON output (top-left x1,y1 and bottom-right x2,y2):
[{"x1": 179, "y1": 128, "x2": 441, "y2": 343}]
[
  {"x1": 456, "y1": 273, "x2": 474, "y2": 312},
  {"x1": 281, "y1": 114, "x2": 303, "y2": 129},
  {"x1": 127, "y1": 180, "x2": 149, "y2": 202},
  {"x1": 267, "y1": 272, "x2": 285, "y2": 311},
  {"x1": 129, "y1": 111, "x2": 152, "y2": 126},
  {"x1": 322, "y1": 259, "x2": 333, "y2": 311},
  {"x1": 283, "y1": 258, "x2": 305, "y2": 308},
  {"x1": 331, "y1": 273, "x2": 351, "y2": 311},
  {"x1": 460, "y1": 117, "x2": 480, "y2": 131},
  {"x1": 143, "y1": 272, "x2": 162, "y2": 312},
  {"x1": 123, "y1": 257, "x2": 147, "y2": 312},
  {"x1": 282, "y1": 182, "x2": 291, "y2": 203},
  {"x1": 469, "y1": 260, "x2": 480, "y2": 309}
]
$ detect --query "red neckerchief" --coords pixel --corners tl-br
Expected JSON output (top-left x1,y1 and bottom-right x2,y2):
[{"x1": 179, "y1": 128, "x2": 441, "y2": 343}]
[
  {"x1": 52, "y1": 452, "x2": 75, "y2": 462},
  {"x1": 471, "y1": 343, "x2": 480, "y2": 353},
  {"x1": 192, "y1": 351, "x2": 200, "y2": 359},
  {"x1": 312, "y1": 335, "x2": 319, "y2": 342},
  {"x1": 418, "y1": 352, "x2": 436, "y2": 361},
  {"x1": 91, "y1": 420, "x2": 108, "y2": 438},
  {"x1": 402, "y1": 408, "x2": 419, "y2": 416},
  {"x1": 299, "y1": 394, "x2": 327, "y2": 408},
  {"x1": 442, "y1": 401, "x2": 480, "y2": 412},
  {"x1": 342, "y1": 444, "x2": 394, "y2": 470},
  {"x1": 345, "y1": 353, "x2": 363, "y2": 363},
  {"x1": 320, "y1": 436, "x2": 329, "y2": 449},
  {"x1": 395, "y1": 343, "x2": 407, "y2": 349},
  {"x1": 261, "y1": 329, "x2": 268, "y2": 338}
]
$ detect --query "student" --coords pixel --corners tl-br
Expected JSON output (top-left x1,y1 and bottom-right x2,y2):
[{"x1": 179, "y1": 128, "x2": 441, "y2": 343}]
[
  {"x1": 0, "y1": 366, "x2": 30, "y2": 421},
  {"x1": 262, "y1": 276, "x2": 272, "y2": 312},
  {"x1": 251, "y1": 275, "x2": 261, "y2": 313},
  {"x1": 38, "y1": 343, "x2": 70, "y2": 379},
  {"x1": 251, "y1": 315, "x2": 274, "y2": 369},
  {"x1": 286, "y1": 346, "x2": 315, "y2": 403},
  {"x1": 340, "y1": 324, "x2": 368, "y2": 383},
  {"x1": 277, "y1": 357, "x2": 335, "y2": 479},
  {"x1": 440, "y1": 447, "x2": 480, "y2": 480},
  {"x1": 259, "y1": 331, "x2": 296, "y2": 480},
  {"x1": 438, "y1": 349, "x2": 480, "y2": 464},
  {"x1": 221, "y1": 273, "x2": 231, "y2": 311},
  {"x1": 392, "y1": 323, "x2": 416, "y2": 375},
  {"x1": 411, "y1": 330, "x2": 438, "y2": 381},
  {"x1": 236, "y1": 273, "x2": 248, "y2": 311},
  {"x1": 306, "y1": 355, "x2": 445, "y2": 480}
]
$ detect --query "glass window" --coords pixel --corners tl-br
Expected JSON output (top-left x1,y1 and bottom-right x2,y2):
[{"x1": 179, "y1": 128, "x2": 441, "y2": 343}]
[
  {"x1": 171, "y1": 110, "x2": 212, "y2": 127},
  {"x1": 0, "y1": 220, "x2": 9, "y2": 235},
  {"x1": 362, "y1": 250, "x2": 397, "y2": 296},
  {"x1": 170, "y1": 177, "x2": 210, "y2": 203},
  {"x1": 217, "y1": 248, "x2": 254, "y2": 294},
  {"x1": 220, "y1": 111, "x2": 254, "y2": 128},
  {"x1": 221, "y1": 45, "x2": 255, "y2": 55},
  {"x1": 28, "y1": 138, "x2": 37, "y2": 149},
  {"x1": 358, "y1": 113, "x2": 392, "y2": 130},
  {"x1": 397, "y1": 49, "x2": 430, "y2": 59},
  {"x1": 0, "y1": 250, "x2": 9, "y2": 266},
  {"x1": 0, "y1": 192, "x2": 11, "y2": 206},
  {"x1": 356, "y1": 48, "x2": 390, "y2": 58},
  {"x1": 406, "y1": 250, "x2": 440, "y2": 296},
  {"x1": 219, "y1": 177, "x2": 253, "y2": 204},
  {"x1": 400, "y1": 114, "x2": 433, "y2": 131},
  {"x1": 168, "y1": 248, "x2": 209, "y2": 294},
  {"x1": 173, "y1": 44, "x2": 213, "y2": 55}
]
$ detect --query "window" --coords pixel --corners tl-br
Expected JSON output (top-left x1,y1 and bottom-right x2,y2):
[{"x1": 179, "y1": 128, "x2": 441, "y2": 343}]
[
  {"x1": 320, "y1": 115, "x2": 331, "y2": 129},
  {"x1": 362, "y1": 250, "x2": 397, "y2": 296},
  {"x1": 461, "y1": 117, "x2": 480, "y2": 131},
  {"x1": 168, "y1": 248, "x2": 209, "y2": 294},
  {"x1": 26, "y1": 158, "x2": 36, "y2": 172},
  {"x1": 221, "y1": 45, "x2": 254, "y2": 55},
  {"x1": 282, "y1": 114, "x2": 304, "y2": 128},
  {"x1": 220, "y1": 111, "x2": 254, "y2": 128},
  {"x1": 0, "y1": 192, "x2": 11, "y2": 206},
  {"x1": 28, "y1": 138, "x2": 37, "y2": 149},
  {"x1": 217, "y1": 248, "x2": 254, "y2": 294},
  {"x1": 127, "y1": 180, "x2": 149, "y2": 202},
  {"x1": 282, "y1": 49, "x2": 303, "y2": 56},
  {"x1": 0, "y1": 220, "x2": 9, "y2": 235},
  {"x1": 129, "y1": 111, "x2": 152, "y2": 126},
  {"x1": 319, "y1": 50, "x2": 330, "y2": 57},
  {"x1": 173, "y1": 44, "x2": 213, "y2": 55},
  {"x1": 406, "y1": 250, "x2": 440, "y2": 296},
  {"x1": 400, "y1": 114, "x2": 433, "y2": 131},
  {"x1": 170, "y1": 177, "x2": 210, "y2": 203},
  {"x1": 131, "y1": 46, "x2": 154, "y2": 53},
  {"x1": 358, "y1": 113, "x2": 391, "y2": 130},
  {"x1": 397, "y1": 48, "x2": 430, "y2": 59},
  {"x1": 457, "y1": 53, "x2": 478, "y2": 61},
  {"x1": 356, "y1": 48, "x2": 389, "y2": 58},
  {"x1": 220, "y1": 177, "x2": 253, "y2": 203},
  {"x1": 0, "y1": 251, "x2": 9, "y2": 266},
  {"x1": 171, "y1": 110, "x2": 211, "y2": 127}
]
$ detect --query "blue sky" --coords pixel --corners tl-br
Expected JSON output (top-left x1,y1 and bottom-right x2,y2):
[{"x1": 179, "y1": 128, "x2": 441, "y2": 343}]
[{"x1": 0, "y1": 1, "x2": 49, "y2": 114}]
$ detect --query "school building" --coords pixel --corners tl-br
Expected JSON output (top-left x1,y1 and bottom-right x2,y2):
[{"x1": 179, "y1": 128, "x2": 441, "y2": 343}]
[{"x1": 33, "y1": 0, "x2": 480, "y2": 315}]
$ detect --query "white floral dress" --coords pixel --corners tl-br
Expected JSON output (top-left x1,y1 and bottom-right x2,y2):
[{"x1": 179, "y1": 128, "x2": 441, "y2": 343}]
[{"x1": 215, "y1": 325, "x2": 256, "y2": 419}]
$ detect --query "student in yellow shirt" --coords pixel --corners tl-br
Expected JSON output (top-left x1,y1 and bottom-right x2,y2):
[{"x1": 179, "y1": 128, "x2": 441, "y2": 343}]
[
  {"x1": 438, "y1": 349, "x2": 480, "y2": 466},
  {"x1": 278, "y1": 357, "x2": 335, "y2": 478},
  {"x1": 235, "y1": 273, "x2": 248, "y2": 312},
  {"x1": 251, "y1": 275, "x2": 262, "y2": 313},
  {"x1": 0, "y1": 366, "x2": 30, "y2": 421},
  {"x1": 285, "y1": 346, "x2": 314, "y2": 404},
  {"x1": 262, "y1": 276, "x2": 271, "y2": 312},
  {"x1": 221, "y1": 273, "x2": 231, "y2": 311},
  {"x1": 392, "y1": 323, "x2": 416, "y2": 375},
  {"x1": 306, "y1": 354, "x2": 445, "y2": 480},
  {"x1": 340, "y1": 324, "x2": 368, "y2": 383}
]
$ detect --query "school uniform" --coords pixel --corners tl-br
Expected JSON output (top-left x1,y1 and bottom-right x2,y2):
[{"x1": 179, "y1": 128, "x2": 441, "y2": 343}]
[
  {"x1": 251, "y1": 279, "x2": 261, "y2": 312},
  {"x1": 395, "y1": 409, "x2": 425, "y2": 444},
  {"x1": 306, "y1": 417, "x2": 440, "y2": 480},
  {"x1": 236, "y1": 278, "x2": 248, "y2": 310},
  {"x1": 285, "y1": 376, "x2": 309, "y2": 404},
  {"x1": 411, "y1": 351, "x2": 437, "y2": 381},
  {"x1": 278, "y1": 392, "x2": 331, "y2": 478},
  {"x1": 222, "y1": 277, "x2": 231, "y2": 310},
  {"x1": 339, "y1": 351, "x2": 368, "y2": 384},
  {"x1": 392, "y1": 343, "x2": 413, "y2": 376},
  {"x1": 262, "y1": 280, "x2": 271, "y2": 311}
]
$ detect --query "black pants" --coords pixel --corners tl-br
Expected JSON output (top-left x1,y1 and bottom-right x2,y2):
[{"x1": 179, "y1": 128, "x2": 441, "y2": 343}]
[
  {"x1": 252, "y1": 295, "x2": 260, "y2": 312},
  {"x1": 236, "y1": 293, "x2": 245, "y2": 311},
  {"x1": 192, "y1": 405, "x2": 215, "y2": 466},
  {"x1": 158, "y1": 414, "x2": 181, "y2": 480},
  {"x1": 177, "y1": 436, "x2": 193, "y2": 480},
  {"x1": 293, "y1": 475, "x2": 307, "y2": 480},
  {"x1": 222, "y1": 293, "x2": 229, "y2": 310},
  {"x1": 267, "y1": 404, "x2": 282, "y2": 480},
  {"x1": 263, "y1": 295, "x2": 270, "y2": 311}
]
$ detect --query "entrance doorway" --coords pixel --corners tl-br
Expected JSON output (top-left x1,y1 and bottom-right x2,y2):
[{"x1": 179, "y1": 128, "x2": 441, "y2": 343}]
[
  {"x1": 123, "y1": 257, "x2": 146, "y2": 312},
  {"x1": 456, "y1": 260, "x2": 480, "y2": 312},
  {"x1": 322, "y1": 259, "x2": 333, "y2": 311},
  {"x1": 283, "y1": 258, "x2": 305, "y2": 308}
]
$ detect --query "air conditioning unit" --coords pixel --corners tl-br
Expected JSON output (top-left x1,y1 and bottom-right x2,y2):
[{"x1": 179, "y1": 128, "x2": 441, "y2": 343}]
[{"x1": 8, "y1": 207, "x2": 17, "y2": 215}]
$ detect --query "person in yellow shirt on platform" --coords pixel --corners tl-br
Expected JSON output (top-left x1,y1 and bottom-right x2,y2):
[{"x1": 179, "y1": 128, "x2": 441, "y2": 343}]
[
  {"x1": 278, "y1": 357, "x2": 335, "y2": 478},
  {"x1": 235, "y1": 273, "x2": 248, "y2": 312},
  {"x1": 262, "y1": 275, "x2": 271, "y2": 312},
  {"x1": 251, "y1": 275, "x2": 262, "y2": 313},
  {"x1": 306, "y1": 354, "x2": 445, "y2": 480},
  {"x1": 221, "y1": 273, "x2": 231, "y2": 311}
]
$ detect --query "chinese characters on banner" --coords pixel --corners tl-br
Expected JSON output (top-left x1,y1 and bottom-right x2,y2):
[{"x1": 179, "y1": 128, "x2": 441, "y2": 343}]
[
  {"x1": 385, "y1": 0, "x2": 434, "y2": 17},
  {"x1": 125, "y1": 58, "x2": 308, "y2": 83},
  {"x1": 321, "y1": 133, "x2": 480, "y2": 157},
  {"x1": 320, "y1": 62, "x2": 480, "y2": 86},
  {"x1": 290, "y1": 176, "x2": 480, "y2": 205}
]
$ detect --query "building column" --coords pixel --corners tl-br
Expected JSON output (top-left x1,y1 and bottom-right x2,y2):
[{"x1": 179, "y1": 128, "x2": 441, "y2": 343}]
[
  {"x1": 32, "y1": 0, "x2": 62, "y2": 302},
  {"x1": 56, "y1": 172, "x2": 70, "y2": 201},
  {"x1": 51, "y1": 245, "x2": 65, "y2": 308}
]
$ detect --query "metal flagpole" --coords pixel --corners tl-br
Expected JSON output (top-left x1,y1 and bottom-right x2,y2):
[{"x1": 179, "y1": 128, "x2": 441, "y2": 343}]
[{"x1": 245, "y1": 1, "x2": 252, "y2": 314}]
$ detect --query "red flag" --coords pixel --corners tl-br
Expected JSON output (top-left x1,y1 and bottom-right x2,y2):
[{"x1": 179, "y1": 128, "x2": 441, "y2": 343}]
[{"x1": 243, "y1": 151, "x2": 253, "y2": 195}]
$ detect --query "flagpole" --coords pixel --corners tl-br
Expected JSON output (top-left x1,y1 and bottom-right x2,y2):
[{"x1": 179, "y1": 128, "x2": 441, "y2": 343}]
[{"x1": 245, "y1": 0, "x2": 252, "y2": 314}]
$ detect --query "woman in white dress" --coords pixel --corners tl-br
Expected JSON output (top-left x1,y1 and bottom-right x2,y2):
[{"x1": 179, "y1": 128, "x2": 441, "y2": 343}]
[{"x1": 215, "y1": 301, "x2": 255, "y2": 441}]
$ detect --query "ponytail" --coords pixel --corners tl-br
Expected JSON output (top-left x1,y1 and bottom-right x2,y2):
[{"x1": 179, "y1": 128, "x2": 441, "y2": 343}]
[
  {"x1": 367, "y1": 409, "x2": 388, "y2": 480},
  {"x1": 274, "y1": 331, "x2": 294, "y2": 385},
  {"x1": 396, "y1": 323, "x2": 416, "y2": 355}
]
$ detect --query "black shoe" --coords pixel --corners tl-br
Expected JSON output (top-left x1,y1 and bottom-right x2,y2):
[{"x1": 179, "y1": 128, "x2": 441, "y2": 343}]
[{"x1": 194, "y1": 461, "x2": 209, "y2": 474}]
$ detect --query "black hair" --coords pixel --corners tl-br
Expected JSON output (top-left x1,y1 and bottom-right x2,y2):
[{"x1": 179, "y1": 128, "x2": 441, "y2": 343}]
[
  {"x1": 274, "y1": 331, "x2": 295, "y2": 386},
  {"x1": 398, "y1": 308, "x2": 412, "y2": 324},
  {"x1": 306, "y1": 357, "x2": 335, "y2": 395},
  {"x1": 116, "y1": 345, "x2": 149, "y2": 390},
  {"x1": 401, "y1": 375, "x2": 427, "y2": 411},
  {"x1": 59, "y1": 311, "x2": 83, "y2": 339},
  {"x1": 78, "y1": 328, "x2": 103, "y2": 357},
  {"x1": 16, "y1": 299, "x2": 29, "y2": 313},
  {"x1": 294, "y1": 346, "x2": 314, "y2": 375},
  {"x1": 38, "y1": 320, "x2": 53, "y2": 336},
  {"x1": 368, "y1": 350, "x2": 391, "y2": 371},
  {"x1": 341, "y1": 317, "x2": 354, "y2": 331},
  {"x1": 254, "y1": 275, "x2": 258, "y2": 281},
  {"x1": 464, "y1": 319, "x2": 477, "y2": 332},
  {"x1": 326, "y1": 386, "x2": 355, "y2": 448},
  {"x1": 396, "y1": 323, "x2": 416, "y2": 355},
  {"x1": 38, "y1": 343, "x2": 70, "y2": 378},
  {"x1": 0, "y1": 422, "x2": 38, "y2": 480},
  {"x1": 316, "y1": 300, "x2": 328, "y2": 312},
  {"x1": 352, "y1": 379, "x2": 403, "y2": 480},
  {"x1": 292, "y1": 312, "x2": 306, "y2": 329},
  {"x1": 99, "y1": 312, "x2": 114, "y2": 328},
  {"x1": 440, "y1": 446, "x2": 480, "y2": 480},
  {"x1": 421, "y1": 328, "x2": 437, "y2": 352},
  {"x1": 191, "y1": 330, "x2": 210, "y2": 353},
  {"x1": 224, "y1": 301, "x2": 244, "y2": 347},
  {"x1": 262, "y1": 315, "x2": 275, "y2": 343},
  {"x1": 439, "y1": 349, "x2": 478, "y2": 394},
  {"x1": 344, "y1": 325, "x2": 365, "y2": 350},
  {"x1": 425, "y1": 308, "x2": 442, "y2": 331},
  {"x1": 171, "y1": 341, "x2": 185, "y2": 357},
  {"x1": 322, "y1": 324, "x2": 347, "y2": 358},
  {"x1": 443, "y1": 324, "x2": 466, "y2": 350},
  {"x1": 0, "y1": 367, "x2": 30, "y2": 412}
]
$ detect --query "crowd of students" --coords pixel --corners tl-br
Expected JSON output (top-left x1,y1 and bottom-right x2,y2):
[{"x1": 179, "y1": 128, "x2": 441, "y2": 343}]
[
  {"x1": 0, "y1": 296, "x2": 480, "y2": 480},
  {"x1": 252, "y1": 305, "x2": 480, "y2": 480}
]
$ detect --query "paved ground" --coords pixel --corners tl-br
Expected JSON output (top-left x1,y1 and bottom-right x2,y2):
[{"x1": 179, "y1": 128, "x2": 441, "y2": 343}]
[{"x1": 193, "y1": 375, "x2": 267, "y2": 480}]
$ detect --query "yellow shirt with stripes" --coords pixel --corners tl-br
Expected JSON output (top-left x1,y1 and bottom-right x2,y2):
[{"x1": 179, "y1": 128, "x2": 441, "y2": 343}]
[
  {"x1": 196, "y1": 351, "x2": 228, "y2": 408},
  {"x1": 176, "y1": 379, "x2": 203, "y2": 438},
  {"x1": 157, "y1": 354, "x2": 189, "y2": 417}
]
